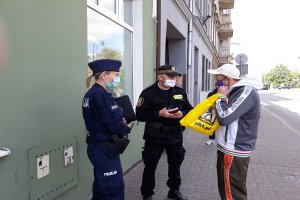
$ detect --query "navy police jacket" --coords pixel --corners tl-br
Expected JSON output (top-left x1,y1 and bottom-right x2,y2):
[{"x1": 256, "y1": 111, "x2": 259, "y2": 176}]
[
  {"x1": 82, "y1": 83, "x2": 130, "y2": 142},
  {"x1": 136, "y1": 82, "x2": 193, "y2": 143}
]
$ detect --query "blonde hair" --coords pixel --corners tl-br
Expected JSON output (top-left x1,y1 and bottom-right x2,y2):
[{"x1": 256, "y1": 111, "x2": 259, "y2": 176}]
[
  {"x1": 85, "y1": 68, "x2": 110, "y2": 89},
  {"x1": 85, "y1": 67, "x2": 94, "y2": 89}
]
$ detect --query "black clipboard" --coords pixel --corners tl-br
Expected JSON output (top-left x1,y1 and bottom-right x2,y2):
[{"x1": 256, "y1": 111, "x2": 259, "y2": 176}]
[{"x1": 114, "y1": 95, "x2": 136, "y2": 123}]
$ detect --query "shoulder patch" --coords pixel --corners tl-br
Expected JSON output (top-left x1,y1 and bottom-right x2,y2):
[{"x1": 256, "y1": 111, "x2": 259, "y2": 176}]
[
  {"x1": 137, "y1": 97, "x2": 144, "y2": 107},
  {"x1": 82, "y1": 98, "x2": 89, "y2": 108}
]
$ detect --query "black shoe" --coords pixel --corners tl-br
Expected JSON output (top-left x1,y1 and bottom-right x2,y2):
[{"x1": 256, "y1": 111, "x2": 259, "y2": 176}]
[
  {"x1": 167, "y1": 190, "x2": 188, "y2": 200},
  {"x1": 143, "y1": 196, "x2": 152, "y2": 200}
]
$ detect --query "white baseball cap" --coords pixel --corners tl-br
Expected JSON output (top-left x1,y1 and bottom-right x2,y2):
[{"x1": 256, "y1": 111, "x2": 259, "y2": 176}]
[{"x1": 207, "y1": 64, "x2": 241, "y2": 79}]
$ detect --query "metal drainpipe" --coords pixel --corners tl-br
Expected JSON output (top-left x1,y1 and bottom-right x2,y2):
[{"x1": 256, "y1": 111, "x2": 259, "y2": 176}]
[
  {"x1": 186, "y1": 0, "x2": 193, "y2": 96},
  {"x1": 155, "y1": 0, "x2": 161, "y2": 79}
]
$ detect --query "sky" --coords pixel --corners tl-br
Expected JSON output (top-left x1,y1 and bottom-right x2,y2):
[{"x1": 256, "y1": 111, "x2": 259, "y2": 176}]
[
  {"x1": 87, "y1": 8, "x2": 124, "y2": 58},
  {"x1": 230, "y1": 0, "x2": 300, "y2": 79}
]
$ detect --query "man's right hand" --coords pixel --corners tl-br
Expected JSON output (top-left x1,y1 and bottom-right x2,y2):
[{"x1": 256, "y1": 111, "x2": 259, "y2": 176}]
[{"x1": 217, "y1": 85, "x2": 229, "y2": 96}]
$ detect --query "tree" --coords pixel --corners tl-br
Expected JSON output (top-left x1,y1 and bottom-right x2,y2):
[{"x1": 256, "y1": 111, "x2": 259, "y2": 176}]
[
  {"x1": 96, "y1": 47, "x2": 122, "y2": 60},
  {"x1": 264, "y1": 64, "x2": 294, "y2": 88},
  {"x1": 291, "y1": 71, "x2": 300, "y2": 88}
]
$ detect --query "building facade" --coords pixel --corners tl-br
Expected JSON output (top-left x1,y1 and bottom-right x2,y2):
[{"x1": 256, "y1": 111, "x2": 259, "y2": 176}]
[{"x1": 157, "y1": 0, "x2": 234, "y2": 104}]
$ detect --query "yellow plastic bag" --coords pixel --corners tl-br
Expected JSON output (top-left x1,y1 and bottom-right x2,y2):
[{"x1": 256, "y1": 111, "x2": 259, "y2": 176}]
[{"x1": 180, "y1": 93, "x2": 220, "y2": 136}]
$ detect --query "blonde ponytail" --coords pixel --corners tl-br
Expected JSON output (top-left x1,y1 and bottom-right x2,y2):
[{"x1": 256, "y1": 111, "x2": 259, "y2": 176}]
[{"x1": 85, "y1": 67, "x2": 94, "y2": 89}]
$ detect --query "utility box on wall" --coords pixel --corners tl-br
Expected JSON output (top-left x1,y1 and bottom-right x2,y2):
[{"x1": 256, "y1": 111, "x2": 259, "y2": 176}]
[
  {"x1": 28, "y1": 136, "x2": 78, "y2": 200},
  {"x1": 0, "y1": 1, "x2": 93, "y2": 200}
]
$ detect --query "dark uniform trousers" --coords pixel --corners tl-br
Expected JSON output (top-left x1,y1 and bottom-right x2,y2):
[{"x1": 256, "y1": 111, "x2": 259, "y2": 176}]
[
  {"x1": 87, "y1": 144, "x2": 124, "y2": 200},
  {"x1": 141, "y1": 140, "x2": 186, "y2": 197}
]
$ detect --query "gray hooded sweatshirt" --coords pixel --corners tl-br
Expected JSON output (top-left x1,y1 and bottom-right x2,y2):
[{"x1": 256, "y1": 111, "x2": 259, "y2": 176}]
[{"x1": 215, "y1": 77, "x2": 262, "y2": 157}]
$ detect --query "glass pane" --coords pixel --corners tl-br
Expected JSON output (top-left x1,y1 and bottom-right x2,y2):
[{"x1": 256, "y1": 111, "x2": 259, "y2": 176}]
[
  {"x1": 119, "y1": 0, "x2": 133, "y2": 26},
  {"x1": 100, "y1": 0, "x2": 116, "y2": 13},
  {"x1": 88, "y1": 0, "x2": 98, "y2": 5},
  {"x1": 87, "y1": 8, "x2": 133, "y2": 101}
]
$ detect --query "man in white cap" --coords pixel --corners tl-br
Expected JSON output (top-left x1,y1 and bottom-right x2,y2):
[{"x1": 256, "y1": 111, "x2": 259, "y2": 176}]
[{"x1": 207, "y1": 64, "x2": 262, "y2": 200}]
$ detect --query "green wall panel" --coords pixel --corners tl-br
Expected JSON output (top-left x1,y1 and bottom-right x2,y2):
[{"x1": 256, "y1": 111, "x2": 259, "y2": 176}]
[
  {"x1": 0, "y1": 1, "x2": 92, "y2": 200},
  {"x1": 143, "y1": 0, "x2": 157, "y2": 86},
  {"x1": 0, "y1": 1, "x2": 156, "y2": 199},
  {"x1": 120, "y1": 123, "x2": 144, "y2": 170}
]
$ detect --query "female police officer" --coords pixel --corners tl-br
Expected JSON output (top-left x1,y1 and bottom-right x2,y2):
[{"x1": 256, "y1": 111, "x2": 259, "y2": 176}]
[{"x1": 82, "y1": 59, "x2": 131, "y2": 200}]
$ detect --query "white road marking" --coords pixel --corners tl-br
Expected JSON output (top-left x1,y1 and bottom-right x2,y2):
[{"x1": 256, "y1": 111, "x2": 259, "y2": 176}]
[
  {"x1": 262, "y1": 106, "x2": 300, "y2": 136},
  {"x1": 260, "y1": 101, "x2": 270, "y2": 106}
]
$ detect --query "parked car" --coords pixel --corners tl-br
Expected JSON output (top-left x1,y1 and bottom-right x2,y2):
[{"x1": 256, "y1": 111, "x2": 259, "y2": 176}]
[
  {"x1": 278, "y1": 85, "x2": 291, "y2": 89},
  {"x1": 261, "y1": 84, "x2": 269, "y2": 90}
]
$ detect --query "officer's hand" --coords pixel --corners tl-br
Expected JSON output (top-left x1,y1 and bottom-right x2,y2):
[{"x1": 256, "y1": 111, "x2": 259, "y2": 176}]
[
  {"x1": 122, "y1": 117, "x2": 127, "y2": 124},
  {"x1": 127, "y1": 122, "x2": 134, "y2": 129},
  {"x1": 172, "y1": 110, "x2": 183, "y2": 119},
  {"x1": 159, "y1": 108, "x2": 173, "y2": 118},
  {"x1": 159, "y1": 108, "x2": 182, "y2": 119}
]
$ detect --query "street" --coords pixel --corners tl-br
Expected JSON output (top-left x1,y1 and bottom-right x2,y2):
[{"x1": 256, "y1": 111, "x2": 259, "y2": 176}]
[
  {"x1": 124, "y1": 89, "x2": 300, "y2": 200},
  {"x1": 260, "y1": 89, "x2": 300, "y2": 136}
]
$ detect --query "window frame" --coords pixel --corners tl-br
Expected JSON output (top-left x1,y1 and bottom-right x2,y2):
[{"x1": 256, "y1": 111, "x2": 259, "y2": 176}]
[
  {"x1": 87, "y1": 1, "x2": 133, "y2": 33},
  {"x1": 87, "y1": 1, "x2": 135, "y2": 101}
]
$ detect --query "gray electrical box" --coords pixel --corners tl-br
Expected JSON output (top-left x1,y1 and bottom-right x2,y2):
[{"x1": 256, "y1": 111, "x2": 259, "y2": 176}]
[{"x1": 28, "y1": 136, "x2": 78, "y2": 200}]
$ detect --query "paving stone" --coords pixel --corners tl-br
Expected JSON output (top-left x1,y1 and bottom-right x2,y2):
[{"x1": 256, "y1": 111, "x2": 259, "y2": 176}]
[{"x1": 124, "y1": 107, "x2": 300, "y2": 199}]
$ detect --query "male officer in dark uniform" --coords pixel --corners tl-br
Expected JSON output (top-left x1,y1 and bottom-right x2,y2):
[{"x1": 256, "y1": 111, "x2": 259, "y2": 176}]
[
  {"x1": 82, "y1": 59, "x2": 132, "y2": 200},
  {"x1": 136, "y1": 65, "x2": 193, "y2": 200}
]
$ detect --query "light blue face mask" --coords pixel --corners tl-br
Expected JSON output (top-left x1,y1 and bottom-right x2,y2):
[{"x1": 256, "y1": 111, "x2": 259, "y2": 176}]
[{"x1": 106, "y1": 76, "x2": 121, "y2": 88}]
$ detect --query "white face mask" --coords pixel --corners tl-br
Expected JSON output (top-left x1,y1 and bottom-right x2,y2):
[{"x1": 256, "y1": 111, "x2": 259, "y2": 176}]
[{"x1": 163, "y1": 79, "x2": 176, "y2": 88}]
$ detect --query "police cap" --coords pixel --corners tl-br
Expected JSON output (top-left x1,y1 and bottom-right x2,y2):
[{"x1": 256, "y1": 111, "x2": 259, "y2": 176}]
[
  {"x1": 88, "y1": 59, "x2": 121, "y2": 75},
  {"x1": 158, "y1": 64, "x2": 180, "y2": 77}
]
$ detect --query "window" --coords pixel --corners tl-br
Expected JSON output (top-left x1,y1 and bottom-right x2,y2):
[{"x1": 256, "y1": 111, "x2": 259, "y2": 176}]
[
  {"x1": 201, "y1": 55, "x2": 212, "y2": 91},
  {"x1": 207, "y1": 3, "x2": 211, "y2": 38},
  {"x1": 207, "y1": 61, "x2": 211, "y2": 91},
  {"x1": 87, "y1": 1, "x2": 133, "y2": 101},
  {"x1": 222, "y1": 9, "x2": 230, "y2": 15},
  {"x1": 203, "y1": 0, "x2": 208, "y2": 18},
  {"x1": 201, "y1": 55, "x2": 206, "y2": 91},
  {"x1": 196, "y1": 0, "x2": 203, "y2": 15},
  {"x1": 88, "y1": 0, "x2": 132, "y2": 25},
  {"x1": 88, "y1": 0, "x2": 116, "y2": 13},
  {"x1": 89, "y1": 0, "x2": 98, "y2": 5},
  {"x1": 101, "y1": 0, "x2": 116, "y2": 13},
  {"x1": 205, "y1": 59, "x2": 209, "y2": 91},
  {"x1": 119, "y1": 0, "x2": 133, "y2": 26}
]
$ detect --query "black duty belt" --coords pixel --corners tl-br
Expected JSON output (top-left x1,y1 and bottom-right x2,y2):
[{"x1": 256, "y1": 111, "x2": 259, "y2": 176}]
[
  {"x1": 86, "y1": 137, "x2": 113, "y2": 148},
  {"x1": 160, "y1": 126, "x2": 180, "y2": 133}
]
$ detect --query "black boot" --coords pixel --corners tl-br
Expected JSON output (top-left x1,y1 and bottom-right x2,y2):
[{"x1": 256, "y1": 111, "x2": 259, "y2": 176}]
[{"x1": 167, "y1": 190, "x2": 188, "y2": 200}]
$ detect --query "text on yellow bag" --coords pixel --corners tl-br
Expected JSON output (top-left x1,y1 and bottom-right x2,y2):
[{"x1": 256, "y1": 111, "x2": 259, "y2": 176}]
[{"x1": 180, "y1": 93, "x2": 220, "y2": 136}]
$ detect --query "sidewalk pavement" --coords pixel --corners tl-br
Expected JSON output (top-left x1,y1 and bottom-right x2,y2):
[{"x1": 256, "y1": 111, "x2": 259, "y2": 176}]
[{"x1": 124, "y1": 106, "x2": 300, "y2": 200}]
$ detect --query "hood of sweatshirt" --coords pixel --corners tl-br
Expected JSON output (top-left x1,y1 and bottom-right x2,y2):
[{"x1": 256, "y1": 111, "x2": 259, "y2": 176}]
[{"x1": 229, "y1": 76, "x2": 263, "y2": 93}]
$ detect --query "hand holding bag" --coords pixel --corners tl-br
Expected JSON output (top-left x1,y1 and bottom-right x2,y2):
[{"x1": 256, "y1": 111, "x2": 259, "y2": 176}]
[{"x1": 180, "y1": 93, "x2": 220, "y2": 136}]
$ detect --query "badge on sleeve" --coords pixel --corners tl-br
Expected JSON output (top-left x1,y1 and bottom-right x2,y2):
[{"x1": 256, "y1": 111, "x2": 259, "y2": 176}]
[
  {"x1": 110, "y1": 104, "x2": 119, "y2": 110},
  {"x1": 137, "y1": 97, "x2": 144, "y2": 107},
  {"x1": 173, "y1": 94, "x2": 183, "y2": 100}
]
